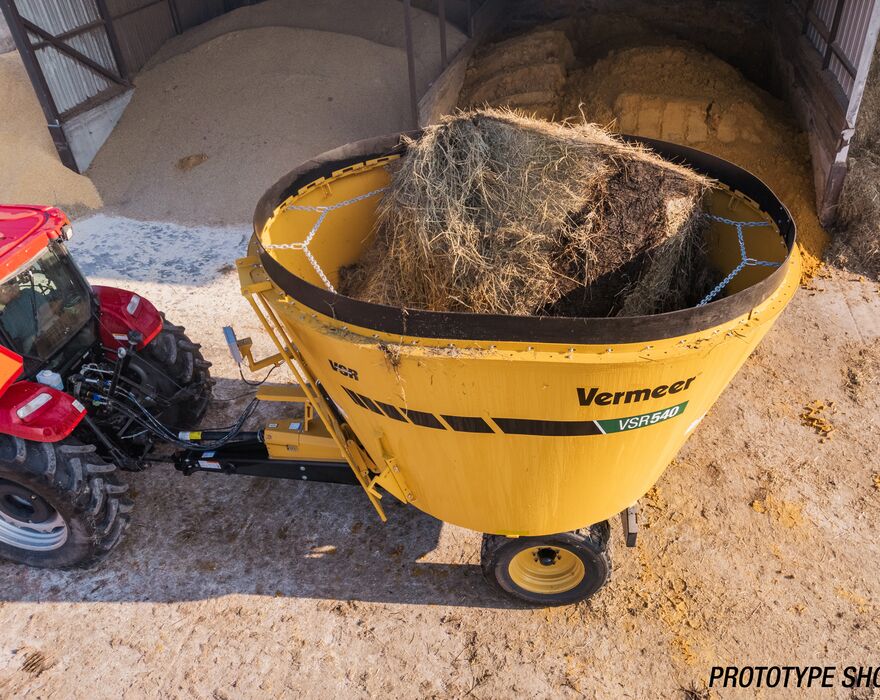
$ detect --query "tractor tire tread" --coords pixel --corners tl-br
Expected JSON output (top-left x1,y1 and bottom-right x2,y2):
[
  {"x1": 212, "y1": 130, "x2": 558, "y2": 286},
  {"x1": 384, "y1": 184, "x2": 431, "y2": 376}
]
[
  {"x1": 144, "y1": 317, "x2": 214, "y2": 429},
  {"x1": 0, "y1": 437, "x2": 131, "y2": 568}
]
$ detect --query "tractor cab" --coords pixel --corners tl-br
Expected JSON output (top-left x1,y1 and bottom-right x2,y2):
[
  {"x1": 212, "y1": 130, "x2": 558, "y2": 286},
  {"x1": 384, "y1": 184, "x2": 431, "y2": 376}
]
[
  {"x1": 0, "y1": 205, "x2": 212, "y2": 465},
  {"x1": 0, "y1": 239, "x2": 96, "y2": 379}
]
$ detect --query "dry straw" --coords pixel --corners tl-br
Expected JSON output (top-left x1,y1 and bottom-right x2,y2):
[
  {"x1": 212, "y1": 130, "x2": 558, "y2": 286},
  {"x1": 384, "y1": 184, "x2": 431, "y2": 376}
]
[{"x1": 341, "y1": 109, "x2": 716, "y2": 316}]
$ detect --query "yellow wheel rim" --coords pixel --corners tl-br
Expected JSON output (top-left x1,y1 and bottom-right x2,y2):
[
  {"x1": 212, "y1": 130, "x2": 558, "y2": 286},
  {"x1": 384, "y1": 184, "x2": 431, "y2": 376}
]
[{"x1": 508, "y1": 545, "x2": 586, "y2": 595}]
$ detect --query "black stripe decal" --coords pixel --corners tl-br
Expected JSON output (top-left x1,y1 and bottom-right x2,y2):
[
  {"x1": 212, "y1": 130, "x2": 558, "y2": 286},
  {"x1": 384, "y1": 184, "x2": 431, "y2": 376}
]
[
  {"x1": 342, "y1": 386, "x2": 368, "y2": 409},
  {"x1": 402, "y1": 409, "x2": 445, "y2": 429},
  {"x1": 493, "y1": 417, "x2": 602, "y2": 436},
  {"x1": 442, "y1": 415, "x2": 494, "y2": 433},
  {"x1": 356, "y1": 393, "x2": 383, "y2": 415},
  {"x1": 375, "y1": 401, "x2": 408, "y2": 422}
]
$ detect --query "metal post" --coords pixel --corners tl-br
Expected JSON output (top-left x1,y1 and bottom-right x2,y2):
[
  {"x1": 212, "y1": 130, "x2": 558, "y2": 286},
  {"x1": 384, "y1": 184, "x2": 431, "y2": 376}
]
[
  {"x1": 94, "y1": 0, "x2": 130, "y2": 80},
  {"x1": 403, "y1": 0, "x2": 420, "y2": 128},
  {"x1": 167, "y1": 0, "x2": 183, "y2": 35},
  {"x1": 822, "y1": 0, "x2": 846, "y2": 69},
  {"x1": 802, "y1": 0, "x2": 814, "y2": 34},
  {"x1": 0, "y1": 0, "x2": 77, "y2": 171},
  {"x1": 438, "y1": 0, "x2": 448, "y2": 66}
]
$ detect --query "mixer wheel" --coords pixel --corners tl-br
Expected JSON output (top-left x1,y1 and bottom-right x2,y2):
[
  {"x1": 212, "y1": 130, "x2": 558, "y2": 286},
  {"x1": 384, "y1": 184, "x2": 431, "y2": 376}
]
[{"x1": 480, "y1": 522, "x2": 611, "y2": 605}]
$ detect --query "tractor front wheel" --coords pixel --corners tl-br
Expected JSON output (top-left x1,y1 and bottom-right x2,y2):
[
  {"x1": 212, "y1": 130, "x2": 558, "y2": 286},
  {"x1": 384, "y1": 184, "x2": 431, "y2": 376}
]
[
  {"x1": 481, "y1": 522, "x2": 611, "y2": 606},
  {"x1": 0, "y1": 436, "x2": 131, "y2": 568}
]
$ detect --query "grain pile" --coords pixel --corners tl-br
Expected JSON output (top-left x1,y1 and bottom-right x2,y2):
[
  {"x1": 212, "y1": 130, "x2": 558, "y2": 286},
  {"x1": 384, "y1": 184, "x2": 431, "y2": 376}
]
[
  {"x1": 88, "y1": 27, "x2": 413, "y2": 225},
  {"x1": 341, "y1": 110, "x2": 714, "y2": 317},
  {"x1": 0, "y1": 52, "x2": 101, "y2": 210},
  {"x1": 458, "y1": 30, "x2": 575, "y2": 119}
]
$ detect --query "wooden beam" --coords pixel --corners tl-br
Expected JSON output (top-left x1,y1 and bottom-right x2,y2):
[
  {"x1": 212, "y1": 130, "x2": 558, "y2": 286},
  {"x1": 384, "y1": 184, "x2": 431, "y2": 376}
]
[
  {"x1": 94, "y1": 0, "x2": 130, "y2": 80},
  {"x1": 822, "y1": 0, "x2": 880, "y2": 223},
  {"x1": 0, "y1": 0, "x2": 77, "y2": 170},
  {"x1": 29, "y1": 19, "x2": 104, "y2": 51},
  {"x1": 22, "y1": 18, "x2": 129, "y2": 87},
  {"x1": 802, "y1": 0, "x2": 815, "y2": 33},
  {"x1": 403, "y1": 0, "x2": 420, "y2": 128}
]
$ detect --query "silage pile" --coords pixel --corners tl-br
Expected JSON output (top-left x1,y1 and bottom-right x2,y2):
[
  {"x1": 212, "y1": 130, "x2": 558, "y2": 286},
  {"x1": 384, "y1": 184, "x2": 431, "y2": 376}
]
[{"x1": 341, "y1": 110, "x2": 715, "y2": 317}]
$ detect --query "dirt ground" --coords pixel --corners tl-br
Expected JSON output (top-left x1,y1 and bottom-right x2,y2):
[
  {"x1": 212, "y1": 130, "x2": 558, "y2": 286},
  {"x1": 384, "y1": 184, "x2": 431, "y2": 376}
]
[{"x1": 0, "y1": 251, "x2": 877, "y2": 698}]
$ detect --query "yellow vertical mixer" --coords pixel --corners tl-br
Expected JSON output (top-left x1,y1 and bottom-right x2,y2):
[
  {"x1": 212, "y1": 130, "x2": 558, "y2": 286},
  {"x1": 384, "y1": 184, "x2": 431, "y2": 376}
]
[{"x1": 192, "y1": 133, "x2": 799, "y2": 605}]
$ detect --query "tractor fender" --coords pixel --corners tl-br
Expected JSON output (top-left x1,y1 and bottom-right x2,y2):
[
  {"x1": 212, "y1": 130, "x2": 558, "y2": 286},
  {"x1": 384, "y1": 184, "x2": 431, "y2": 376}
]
[
  {"x1": 93, "y1": 285, "x2": 162, "y2": 353},
  {"x1": 0, "y1": 381, "x2": 86, "y2": 442}
]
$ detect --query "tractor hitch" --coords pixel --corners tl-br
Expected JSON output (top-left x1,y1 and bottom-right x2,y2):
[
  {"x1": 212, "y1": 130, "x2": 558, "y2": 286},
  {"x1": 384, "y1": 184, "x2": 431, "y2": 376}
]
[{"x1": 173, "y1": 439, "x2": 359, "y2": 485}]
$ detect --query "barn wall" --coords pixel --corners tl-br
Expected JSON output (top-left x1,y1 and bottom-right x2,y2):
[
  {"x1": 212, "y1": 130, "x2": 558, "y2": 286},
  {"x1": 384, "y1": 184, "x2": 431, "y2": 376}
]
[
  {"x1": 0, "y1": 10, "x2": 13, "y2": 51},
  {"x1": 174, "y1": 0, "x2": 226, "y2": 32},
  {"x1": 770, "y1": 0, "x2": 880, "y2": 224},
  {"x1": 107, "y1": 0, "x2": 176, "y2": 74}
]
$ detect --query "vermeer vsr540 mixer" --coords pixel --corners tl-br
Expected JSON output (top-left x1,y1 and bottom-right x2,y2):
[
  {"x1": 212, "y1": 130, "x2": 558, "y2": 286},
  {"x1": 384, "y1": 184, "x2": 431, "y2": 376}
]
[
  {"x1": 0, "y1": 131, "x2": 798, "y2": 606},
  {"x1": 214, "y1": 131, "x2": 799, "y2": 605}
]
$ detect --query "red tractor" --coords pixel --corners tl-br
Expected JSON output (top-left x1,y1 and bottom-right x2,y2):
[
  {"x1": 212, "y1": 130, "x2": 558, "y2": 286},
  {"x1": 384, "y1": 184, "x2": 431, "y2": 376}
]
[{"x1": 0, "y1": 205, "x2": 213, "y2": 568}]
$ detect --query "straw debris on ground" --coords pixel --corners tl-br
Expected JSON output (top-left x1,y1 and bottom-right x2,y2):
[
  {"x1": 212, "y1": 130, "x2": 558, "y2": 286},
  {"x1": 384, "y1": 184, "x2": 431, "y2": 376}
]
[{"x1": 341, "y1": 109, "x2": 715, "y2": 317}]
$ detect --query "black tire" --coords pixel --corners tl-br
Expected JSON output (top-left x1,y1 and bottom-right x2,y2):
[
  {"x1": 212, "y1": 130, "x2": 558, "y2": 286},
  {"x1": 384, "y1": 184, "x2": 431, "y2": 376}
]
[
  {"x1": 0, "y1": 436, "x2": 131, "y2": 568},
  {"x1": 481, "y1": 522, "x2": 611, "y2": 606},
  {"x1": 143, "y1": 315, "x2": 213, "y2": 429}
]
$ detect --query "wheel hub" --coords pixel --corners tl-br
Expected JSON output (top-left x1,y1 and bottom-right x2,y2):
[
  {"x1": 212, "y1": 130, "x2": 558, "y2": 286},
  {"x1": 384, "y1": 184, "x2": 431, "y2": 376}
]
[
  {"x1": 536, "y1": 547, "x2": 558, "y2": 566},
  {"x1": 0, "y1": 479, "x2": 68, "y2": 551},
  {"x1": 508, "y1": 545, "x2": 586, "y2": 595}
]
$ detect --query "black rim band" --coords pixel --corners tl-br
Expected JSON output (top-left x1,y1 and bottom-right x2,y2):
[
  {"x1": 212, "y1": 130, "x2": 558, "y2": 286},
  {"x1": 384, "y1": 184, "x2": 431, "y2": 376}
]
[{"x1": 254, "y1": 132, "x2": 796, "y2": 345}]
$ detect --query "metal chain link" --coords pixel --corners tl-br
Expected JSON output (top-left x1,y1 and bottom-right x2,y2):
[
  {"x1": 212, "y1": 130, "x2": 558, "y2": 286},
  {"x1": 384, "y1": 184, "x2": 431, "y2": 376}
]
[
  {"x1": 697, "y1": 214, "x2": 782, "y2": 306},
  {"x1": 264, "y1": 187, "x2": 388, "y2": 293},
  {"x1": 266, "y1": 196, "x2": 779, "y2": 305}
]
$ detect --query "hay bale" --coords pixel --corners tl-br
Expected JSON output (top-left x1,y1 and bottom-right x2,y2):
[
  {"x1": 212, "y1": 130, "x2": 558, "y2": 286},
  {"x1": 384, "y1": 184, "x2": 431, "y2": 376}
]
[
  {"x1": 837, "y1": 152, "x2": 880, "y2": 278},
  {"x1": 341, "y1": 110, "x2": 714, "y2": 316},
  {"x1": 459, "y1": 30, "x2": 574, "y2": 120}
]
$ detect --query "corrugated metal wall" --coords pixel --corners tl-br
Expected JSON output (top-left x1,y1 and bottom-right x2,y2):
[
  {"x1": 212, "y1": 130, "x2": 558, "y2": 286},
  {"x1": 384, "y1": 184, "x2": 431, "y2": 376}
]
[
  {"x1": 106, "y1": 0, "x2": 175, "y2": 74},
  {"x1": 105, "y1": 0, "x2": 229, "y2": 75},
  {"x1": 802, "y1": 0, "x2": 875, "y2": 97},
  {"x1": 16, "y1": 0, "x2": 118, "y2": 115},
  {"x1": 832, "y1": 0, "x2": 875, "y2": 93},
  {"x1": 174, "y1": 0, "x2": 225, "y2": 32}
]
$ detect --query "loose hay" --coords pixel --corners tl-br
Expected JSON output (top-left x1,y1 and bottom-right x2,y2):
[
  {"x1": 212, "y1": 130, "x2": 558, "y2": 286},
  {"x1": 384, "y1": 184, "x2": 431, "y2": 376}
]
[
  {"x1": 341, "y1": 109, "x2": 715, "y2": 316},
  {"x1": 837, "y1": 152, "x2": 880, "y2": 278}
]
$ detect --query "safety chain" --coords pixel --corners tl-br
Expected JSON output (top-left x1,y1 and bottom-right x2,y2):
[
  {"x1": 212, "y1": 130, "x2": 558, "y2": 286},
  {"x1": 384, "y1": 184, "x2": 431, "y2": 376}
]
[
  {"x1": 698, "y1": 215, "x2": 781, "y2": 306},
  {"x1": 264, "y1": 187, "x2": 388, "y2": 293}
]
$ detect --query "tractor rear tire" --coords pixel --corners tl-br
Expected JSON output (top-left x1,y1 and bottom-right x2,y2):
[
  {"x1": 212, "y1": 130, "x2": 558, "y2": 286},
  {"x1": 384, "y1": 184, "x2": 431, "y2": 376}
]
[
  {"x1": 144, "y1": 315, "x2": 213, "y2": 429},
  {"x1": 481, "y1": 522, "x2": 611, "y2": 606},
  {"x1": 0, "y1": 436, "x2": 131, "y2": 568}
]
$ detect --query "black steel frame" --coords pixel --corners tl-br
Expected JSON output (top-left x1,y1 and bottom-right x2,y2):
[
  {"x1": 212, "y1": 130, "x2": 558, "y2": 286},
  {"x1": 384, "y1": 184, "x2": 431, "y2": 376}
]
[{"x1": 174, "y1": 440, "x2": 360, "y2": 486}]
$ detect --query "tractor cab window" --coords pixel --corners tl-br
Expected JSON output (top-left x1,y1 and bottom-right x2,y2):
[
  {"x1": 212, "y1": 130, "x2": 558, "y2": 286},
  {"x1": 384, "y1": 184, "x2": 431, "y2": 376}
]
[{"x1": 0, "y1": 244, "x2": 92, "y2": 362}]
